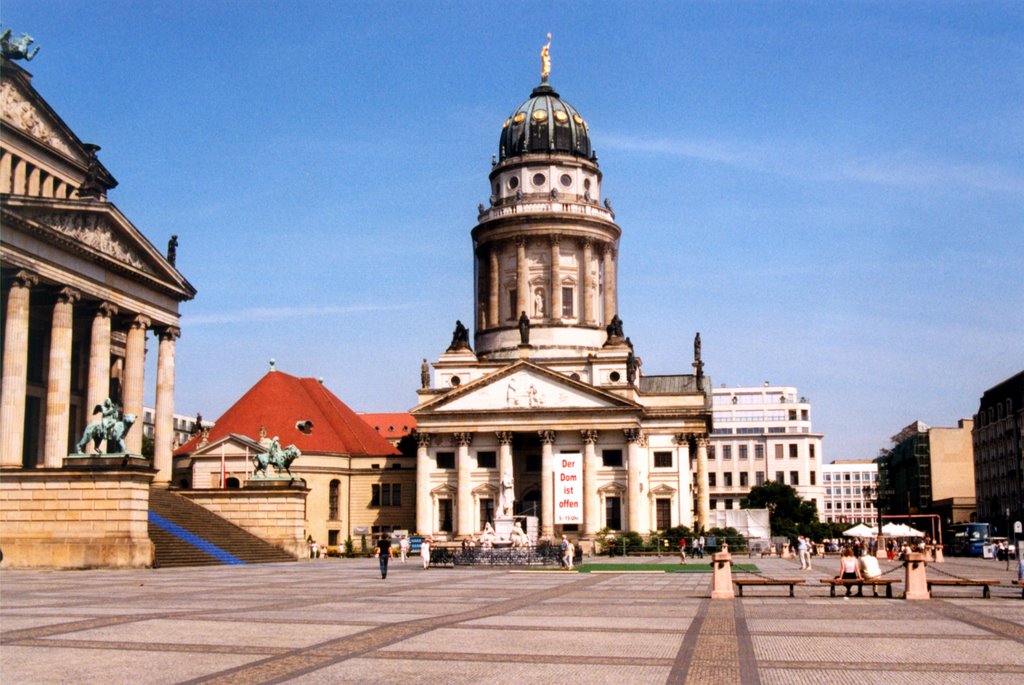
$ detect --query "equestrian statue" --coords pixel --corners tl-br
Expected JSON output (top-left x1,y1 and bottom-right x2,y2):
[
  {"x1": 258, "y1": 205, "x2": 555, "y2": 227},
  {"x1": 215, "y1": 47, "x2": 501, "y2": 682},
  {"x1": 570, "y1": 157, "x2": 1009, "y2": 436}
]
[
  {"x1": 251, "y1": 436, "x2": 301, "y2": 479},
  {"x1": 75, "y1": 398, "x2": 136, "y2": 455}
]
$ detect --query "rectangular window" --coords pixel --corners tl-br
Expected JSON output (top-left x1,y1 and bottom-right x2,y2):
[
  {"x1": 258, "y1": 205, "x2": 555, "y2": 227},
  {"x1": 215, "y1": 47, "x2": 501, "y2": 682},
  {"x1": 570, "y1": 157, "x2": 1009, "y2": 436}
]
[
  {"x1": 653, "y1": 451, "x2": 672, "y2": 468},
  {"x1": 775, "y1": 445, "x2": 784, "y2": 459},
  {"x1": 708, "y1": 473, "x2": 716, "y2": 487},
  {"x1": 725, "y1": 498, "x2": 734, "y2": 510},
  {"x1": 824, "y1": 473, "x2": 831, "y2": 482},
  {"x1": 722, "y1": 445, "x2": 732, "y2": 460},
  {"x1": 602, "y1": 449, "x2": 623, "y2": 467},
  {"x1": 509, "y1": 288, "x2": 518, "y2": 319},
  {"x1": 562, "y1": 287, "x2": 574, "y2": 317},
  {"x1": 381, "y1": 484, "x2": 391, "y2": 507},
  {"x1": 755, "y1": 444, "x2": 765, "y2": 460},
  {"x1": 391, "y1": 483, "x2": 401, "y2": 507},
  {"x1": 371, "y1": 484, "x2": 381, "y2": 506},
  {"x1": 775, "y1": 471, "x2": 785, "y2": 483},
  {"x1": 477, "y1": 451, "x2": 496, "y2": 469},
  {"x1": 479, "y1": 498, "x2": 494, "y2": 527},
  {"x1": 790, "y1": 471, "x2": 799, "y2": 486},
  {"x1": 809, "y1": 444, "x2": 816, "y2": 459},
  {"x1": 656, "y1": 498, "x2": 671, "y2": 530},
  {"x1": 436, "y1": 452, "x2": 455, "y2": 469},
  {"x1": 708, "y1": 446, "x2": 716, "y2": 460},
  {"x1": 738, "y1": 445, "x2": 748, "y2": 459},
  {"x1": 724, "y1": 472, "x2": 733, "y2": 487},
  {"x1": 810, "y1": 472, "x2": 816, "y2": 485},
  {"x1": 439, "y1": 499, "x2": 453, "y2": 532},
  {"x1": 740, "y1": 472, "x2": 748, "y2": 487},
  {"x1": 825, "y1": 502, "x2": 832, "y2": 510},
  {"x1": 605, "y1": 496, "x2": 622, "y2": 530},
  {"x1": 756, "y1": 472, "x2": 765, "y2": 486},
  {"x1": 789, "y1": 444, "x2": 798, "y2": 458}
]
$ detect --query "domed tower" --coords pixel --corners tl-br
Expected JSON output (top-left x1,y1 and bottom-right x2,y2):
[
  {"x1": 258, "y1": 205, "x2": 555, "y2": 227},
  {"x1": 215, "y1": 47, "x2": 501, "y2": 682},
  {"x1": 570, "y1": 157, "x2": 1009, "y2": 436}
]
[{"x1": 471, "y1": 48, "x2": 621, "y2": 360}]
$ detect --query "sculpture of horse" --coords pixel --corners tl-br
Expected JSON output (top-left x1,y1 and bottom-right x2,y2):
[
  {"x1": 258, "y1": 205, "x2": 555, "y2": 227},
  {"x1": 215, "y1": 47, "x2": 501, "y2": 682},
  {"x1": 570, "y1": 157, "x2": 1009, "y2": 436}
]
[
  {"x1": 75, "y1": 413, "x2": 136, "y2": 455},
  {"x1": 251, "y1": 444, "x2": 301, "y2": 479},
  {"x1": 1, "y1": 28, "x2": 41, "y2": 61}
]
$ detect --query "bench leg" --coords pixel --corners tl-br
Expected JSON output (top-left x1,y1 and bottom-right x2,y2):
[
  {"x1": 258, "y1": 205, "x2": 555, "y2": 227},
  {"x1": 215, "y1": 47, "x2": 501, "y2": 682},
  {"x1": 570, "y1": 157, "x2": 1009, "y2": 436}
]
[
  {"x1": 830, "y1": 585, "x2": 836, "y2": 597},
  {"x1": 789, "y1": 584, "x2": 795, "y2": 598},
  {"x1": 737, "y1": 585, "x2": 744, "y2": 597},
  {"x1": 886, "y1": 584, "x2": 893, "y2": 599},
  {"x1": 983, "y1": 585, "x2": 990, "y2": 599},
  {"x1": 856, "y1": 583, "x2": 864, "y2": 597}
]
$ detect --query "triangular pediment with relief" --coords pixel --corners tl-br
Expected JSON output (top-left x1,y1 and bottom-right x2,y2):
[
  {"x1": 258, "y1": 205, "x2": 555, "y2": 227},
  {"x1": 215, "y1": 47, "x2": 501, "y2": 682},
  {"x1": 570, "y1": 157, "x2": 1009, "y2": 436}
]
[
  {"x1": 416, "y1": 361, "x2": 639, "y2": 414},
  {"x1": 1, "y1": 70, "x2": 90, "y2": 167}
]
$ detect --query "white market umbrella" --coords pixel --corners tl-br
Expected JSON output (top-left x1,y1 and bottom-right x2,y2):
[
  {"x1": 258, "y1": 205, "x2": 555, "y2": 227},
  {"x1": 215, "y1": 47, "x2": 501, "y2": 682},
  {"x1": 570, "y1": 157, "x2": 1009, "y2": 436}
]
[
  {"x1": 843, "y1": 523, "x2": 877, "y2": 537},
  {"x1": 882, "y1": 522, "x2": 926, "y2": 537}
]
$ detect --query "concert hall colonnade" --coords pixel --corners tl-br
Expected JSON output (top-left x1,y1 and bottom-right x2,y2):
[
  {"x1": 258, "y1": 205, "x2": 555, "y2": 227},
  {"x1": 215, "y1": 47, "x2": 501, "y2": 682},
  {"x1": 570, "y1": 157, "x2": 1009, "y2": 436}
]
[{"x1": 0, "y1": 56, "x2": 196, "y2": 483}]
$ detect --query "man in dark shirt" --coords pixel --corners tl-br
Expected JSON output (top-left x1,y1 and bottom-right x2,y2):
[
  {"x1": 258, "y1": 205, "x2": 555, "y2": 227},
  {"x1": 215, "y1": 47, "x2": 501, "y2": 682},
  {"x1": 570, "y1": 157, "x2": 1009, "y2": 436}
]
[{"x1": 376, "y1": 533, "x2": 392, "y2": 579}]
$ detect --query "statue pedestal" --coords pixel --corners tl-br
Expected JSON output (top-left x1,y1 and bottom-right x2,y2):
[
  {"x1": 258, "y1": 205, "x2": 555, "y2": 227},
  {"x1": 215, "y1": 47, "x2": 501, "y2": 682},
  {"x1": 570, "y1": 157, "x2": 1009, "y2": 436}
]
[
  {"x1": 494, "y1": 516, "x2": 514, "y2": 542},
  {"x1": 63, "y1": 453, "x2": 151, "y2": 470},
  {"x1": 710, "y1": 551, "x2": 735, "y2": 599},
  {"x1": 903, "y1": 552, "x2": 930, "y2": 600},
  {"x1": 245, "y1": 477, "x2": 307, "y2": 489}
]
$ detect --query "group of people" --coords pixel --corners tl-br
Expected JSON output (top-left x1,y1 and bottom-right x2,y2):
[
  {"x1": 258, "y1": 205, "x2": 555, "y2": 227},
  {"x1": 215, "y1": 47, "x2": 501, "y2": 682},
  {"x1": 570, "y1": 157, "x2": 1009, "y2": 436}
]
[
  {"x1": 677, "y1": 536, "x2": 707, "y2": 563},
  {"x1": 374, "y1": 533, "x2": 432, "y2": 578},
  {"x1": 560, "y1": 535, "x2": 576, "y2": 569},
  {"x1": 836, "y1": 546, "x2": 884, "y2": 596}
]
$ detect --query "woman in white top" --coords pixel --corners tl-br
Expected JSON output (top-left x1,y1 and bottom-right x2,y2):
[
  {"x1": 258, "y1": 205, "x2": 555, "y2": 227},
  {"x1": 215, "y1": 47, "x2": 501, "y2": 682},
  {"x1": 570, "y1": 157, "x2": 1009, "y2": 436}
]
[
  {"x1": 420, "y1": 538, "x2": 431, "y2": 570},
  {"x1": 837, "y1": 547, "x2": 862, "y2": 597}
]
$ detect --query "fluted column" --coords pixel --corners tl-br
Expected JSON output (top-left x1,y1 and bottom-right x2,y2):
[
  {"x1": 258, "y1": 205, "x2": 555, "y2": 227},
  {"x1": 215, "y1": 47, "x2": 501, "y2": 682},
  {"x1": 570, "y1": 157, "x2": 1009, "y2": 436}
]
[
  {"x1": 581, "y1": 429, "x2": 599, "y2": 537},
  {"x1": 153, "y1": 326, "x2": 179, "y2": 486},
  {"x1": 674, "y1": 433, "x2": 692, "y2": 528},
  {"x1": 488, "y1": 246, "x2": 500, "y2": 328},
  {"x1": 1, "y1": 271, "x2": 39, "y2": 467},
  {"x1": 454, "y1": 432, "x2": 474, "y2": 536},
  {"x1": 85, "y1": 302, "x2": 118, "y2": 417},
  {"x1": 122, "y1": 315, "x2": 150, "y2": 455},
  {"x1": 496, "y1": 431, "x2": 514, "y2": 517},
  {"x1": 602, "y1": 243, "x2": 617, "y2": 323},
  {"x1": 42, "y1": 287, "x2": 80, "y2": 466},
  {"x1": 538, "y1": 430, "x2": 556, "y2": 536},
  {"x1": 515, "y1": 236, "x2": 528, "y2": 319},
  {"x1": 549, "y1": 236, "x2": 561, "y2": 322},
  {"x1": 415, "y1": 432, "x2": 433, "y2": 534},
  {"x1": 581, "y1": 239, "x2": 594, "y2": 324},
  {"x1": 625, "y1": 428, "x2": 644, "y2": 532},
  {"x1": 696, "y1": 436, "x2": 710, "y2": 532}
]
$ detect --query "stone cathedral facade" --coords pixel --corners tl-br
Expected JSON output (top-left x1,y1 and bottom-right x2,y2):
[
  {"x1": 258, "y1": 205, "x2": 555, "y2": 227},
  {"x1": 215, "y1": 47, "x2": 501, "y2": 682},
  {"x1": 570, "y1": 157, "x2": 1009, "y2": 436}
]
[{"x1": 412, "y1": 60, "x2": 712, "y2": 545}]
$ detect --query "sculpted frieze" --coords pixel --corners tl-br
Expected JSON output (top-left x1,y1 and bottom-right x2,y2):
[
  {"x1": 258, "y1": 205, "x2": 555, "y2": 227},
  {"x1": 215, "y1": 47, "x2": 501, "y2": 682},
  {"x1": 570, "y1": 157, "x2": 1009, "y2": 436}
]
[
  {"x1": 1, "y1": 80, "x2": 74, "y2": 157},
  {"x1": 25, "y1": 210, "x2": 149, "y2": 272}
]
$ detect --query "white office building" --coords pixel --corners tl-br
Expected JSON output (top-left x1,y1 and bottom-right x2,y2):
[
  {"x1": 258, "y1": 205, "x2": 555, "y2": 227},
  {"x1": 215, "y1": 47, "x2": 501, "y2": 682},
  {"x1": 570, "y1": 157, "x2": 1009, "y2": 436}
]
[
  {"x1": 709, "y1": 384, "x2": 825, "y2": 517},
  {"x1": 821, "y1": 459, "x2": 878, "y2": 525}
]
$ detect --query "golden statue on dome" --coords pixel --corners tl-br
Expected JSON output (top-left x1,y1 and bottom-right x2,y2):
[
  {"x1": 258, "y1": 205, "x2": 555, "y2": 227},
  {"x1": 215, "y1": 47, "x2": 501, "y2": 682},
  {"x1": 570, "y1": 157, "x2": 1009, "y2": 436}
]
[{"x1": 540, "y1": 33, "x2": 552, "y2": 83}]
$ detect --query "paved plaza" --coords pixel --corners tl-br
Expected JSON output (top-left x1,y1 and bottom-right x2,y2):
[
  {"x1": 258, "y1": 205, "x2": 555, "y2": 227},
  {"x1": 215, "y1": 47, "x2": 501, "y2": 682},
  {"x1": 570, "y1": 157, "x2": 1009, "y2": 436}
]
[{"x1": 1, "y1": 555, "x2": 1022, "y2": 684}]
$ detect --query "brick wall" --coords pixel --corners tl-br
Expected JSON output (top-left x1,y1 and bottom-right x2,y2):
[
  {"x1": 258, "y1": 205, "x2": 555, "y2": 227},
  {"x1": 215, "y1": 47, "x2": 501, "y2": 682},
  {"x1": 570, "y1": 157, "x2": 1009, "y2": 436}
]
[{"x1": 182, "y1": 489, "x2": 306, "y2": 559}]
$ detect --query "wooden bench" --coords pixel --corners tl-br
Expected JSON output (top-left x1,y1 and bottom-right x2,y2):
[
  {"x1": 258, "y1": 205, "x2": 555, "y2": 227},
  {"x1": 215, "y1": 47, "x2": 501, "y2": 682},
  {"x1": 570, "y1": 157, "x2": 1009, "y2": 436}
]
[
  {"x1": 927, "y1": 578, "x2": 1001, "y2": 598},
  {"x1": 733, "y1": 578, "x2": 805, "y2": 597},
  {"x1": 820, "y1": 578, "x2": 899, "y2": 598}
]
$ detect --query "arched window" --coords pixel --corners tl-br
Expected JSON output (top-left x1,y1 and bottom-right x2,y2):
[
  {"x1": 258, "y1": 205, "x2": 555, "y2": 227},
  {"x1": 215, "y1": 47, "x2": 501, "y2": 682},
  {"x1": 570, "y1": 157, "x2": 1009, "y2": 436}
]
[{"x1": 329, "y1": 479, "x2": 340, "y2": 520}]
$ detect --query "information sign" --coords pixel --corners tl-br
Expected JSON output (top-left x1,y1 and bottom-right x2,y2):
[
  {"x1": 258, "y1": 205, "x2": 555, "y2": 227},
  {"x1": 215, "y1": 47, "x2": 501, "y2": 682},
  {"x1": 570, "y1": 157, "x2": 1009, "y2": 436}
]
[{"x1": 554, "y1": 452, "x2": 583, "y2": 524}]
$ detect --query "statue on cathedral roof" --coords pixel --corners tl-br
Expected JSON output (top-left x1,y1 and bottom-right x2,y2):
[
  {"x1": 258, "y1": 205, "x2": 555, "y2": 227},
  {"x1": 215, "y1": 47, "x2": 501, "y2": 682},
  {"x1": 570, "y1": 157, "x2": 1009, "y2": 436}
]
[
  {"x1": 1, "y1": 27, "x2": 41, "y2": 62},
  {"x1": 446, "y1": 319, "x2": 471, "y2": 352},
  {"x1": 540, "y1": 33, "x2": 552, "y2": 83}
]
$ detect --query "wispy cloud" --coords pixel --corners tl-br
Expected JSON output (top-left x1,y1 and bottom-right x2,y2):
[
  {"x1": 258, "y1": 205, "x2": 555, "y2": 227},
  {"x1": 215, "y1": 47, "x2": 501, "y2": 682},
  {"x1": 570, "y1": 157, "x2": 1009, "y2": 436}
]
[
  {"x1": 186, "y1": 303, "x2": 417, "y2": 326},
  {"x1": 602, "y1": 133, "x2": 1024, "y2": 195}
]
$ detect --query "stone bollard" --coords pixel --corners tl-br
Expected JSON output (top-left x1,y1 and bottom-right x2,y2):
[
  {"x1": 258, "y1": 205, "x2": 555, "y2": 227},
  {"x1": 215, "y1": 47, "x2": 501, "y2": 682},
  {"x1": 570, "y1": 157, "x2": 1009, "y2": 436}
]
[
  {"x1": 782, "y1": 543, "x2": 793, "y2": 559},
  {"x1": 903, "y1": 552, "x2": 930, "y2": 600},
  {"x1": 933, "y1": 545, "x2": 944, "y2": 563},
  {"x1": 711, "y1": 551, "x2": 734, "y2": 599}
]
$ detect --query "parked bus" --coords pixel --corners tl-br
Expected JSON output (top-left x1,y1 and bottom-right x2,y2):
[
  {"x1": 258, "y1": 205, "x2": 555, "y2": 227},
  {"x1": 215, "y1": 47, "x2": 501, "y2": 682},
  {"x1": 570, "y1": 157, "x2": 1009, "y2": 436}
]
[{"x1": 948, "y1": 522, "x2": 991, "y2": 557}]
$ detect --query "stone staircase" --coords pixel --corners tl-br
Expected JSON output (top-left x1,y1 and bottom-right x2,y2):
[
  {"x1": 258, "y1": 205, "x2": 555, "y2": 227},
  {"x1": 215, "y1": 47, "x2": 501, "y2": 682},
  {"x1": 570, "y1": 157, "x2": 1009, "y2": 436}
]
[{"x1": 148, "y1": 489, "x2": 295, "y2": 568}]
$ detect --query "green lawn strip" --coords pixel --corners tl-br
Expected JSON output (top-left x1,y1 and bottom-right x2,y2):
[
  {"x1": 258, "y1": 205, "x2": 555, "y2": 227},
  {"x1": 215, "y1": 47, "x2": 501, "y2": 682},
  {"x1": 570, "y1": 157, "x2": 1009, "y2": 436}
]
[{"x1": 579, "y1": 563, "x2": 760, "y2": 573}]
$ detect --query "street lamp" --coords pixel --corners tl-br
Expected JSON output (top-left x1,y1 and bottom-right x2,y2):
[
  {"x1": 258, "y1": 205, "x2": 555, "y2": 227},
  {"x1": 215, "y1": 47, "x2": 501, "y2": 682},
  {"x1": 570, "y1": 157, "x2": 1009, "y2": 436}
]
[{"x1": 863, "y1": 483, "x2": 892, "y2": 560}]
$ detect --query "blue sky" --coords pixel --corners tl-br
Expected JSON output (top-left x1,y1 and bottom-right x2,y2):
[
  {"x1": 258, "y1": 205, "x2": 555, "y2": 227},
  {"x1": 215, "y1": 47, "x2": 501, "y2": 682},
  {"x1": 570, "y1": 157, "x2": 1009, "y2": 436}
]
[{"x1": 5, "y1": 2, "x2": 1022, "y2": 460}]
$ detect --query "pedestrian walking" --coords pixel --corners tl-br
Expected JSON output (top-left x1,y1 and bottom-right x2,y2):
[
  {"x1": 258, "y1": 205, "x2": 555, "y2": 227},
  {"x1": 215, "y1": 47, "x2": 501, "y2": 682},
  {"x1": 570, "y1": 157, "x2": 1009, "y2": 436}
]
[
  {"x1": 399, "y1": 536, "x2": 410, "y2": 563},
  {"x1": 375, "y1": 533, "x2": 392, "y2": 579},
  {"x1": 679, "y1": 537, "x2": 687, "y2": 564},
  {"x1": 420, "y1": 537, "x2": 431, "y2": 570},
  {"x1": 560, "y1": 535, "x2": 570, "y2": 569},
  {"x1": 566, "y1": 539, "x2": 576, "y2": 569}
]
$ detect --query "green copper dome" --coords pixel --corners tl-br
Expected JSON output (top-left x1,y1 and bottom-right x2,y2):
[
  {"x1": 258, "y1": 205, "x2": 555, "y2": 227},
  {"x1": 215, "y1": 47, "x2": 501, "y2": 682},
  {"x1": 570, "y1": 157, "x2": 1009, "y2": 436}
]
[{"x1": 498, "y1": 83, "x2": 592, "y2": 162}]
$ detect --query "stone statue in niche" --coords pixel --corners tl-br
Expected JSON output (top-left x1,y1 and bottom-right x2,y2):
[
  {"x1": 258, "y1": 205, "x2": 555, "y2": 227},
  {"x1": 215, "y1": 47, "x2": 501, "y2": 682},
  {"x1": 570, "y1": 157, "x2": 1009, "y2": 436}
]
[
  {"x1": 518, "y1": 310, "x2": 530, "y2": 344},
  {"x1": 533, "y1": 289, "x2": 545, "y2": 317}
]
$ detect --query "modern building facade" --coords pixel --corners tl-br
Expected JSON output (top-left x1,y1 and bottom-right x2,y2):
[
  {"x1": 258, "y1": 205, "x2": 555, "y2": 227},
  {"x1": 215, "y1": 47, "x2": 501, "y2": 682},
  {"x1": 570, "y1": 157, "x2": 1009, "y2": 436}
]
[
  {"x1": 821, "y1": 459, "x2": 878, "y2": 526},
  {"x1": 709, "y1": 384, "x2": 824, "y2": 516},
  {"x1": 972, "y1": 370, "x2": 1023, "y2": 535},
  {"x1": 411, "y1": 52, "x2": 712, "y2": 543},
  {"x1": 0, "y1": 54, "x2": 195, "y2": 483},
  {"x1": 876, "y1": 419, "x2": 975, "y2": 526}
]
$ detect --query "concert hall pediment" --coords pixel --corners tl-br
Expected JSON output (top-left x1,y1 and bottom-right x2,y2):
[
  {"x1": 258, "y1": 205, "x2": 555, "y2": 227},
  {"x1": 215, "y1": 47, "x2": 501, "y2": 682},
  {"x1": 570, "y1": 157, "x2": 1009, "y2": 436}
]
[{"x1": 417, "y1": 361, "x2": 638, "y2": 414}]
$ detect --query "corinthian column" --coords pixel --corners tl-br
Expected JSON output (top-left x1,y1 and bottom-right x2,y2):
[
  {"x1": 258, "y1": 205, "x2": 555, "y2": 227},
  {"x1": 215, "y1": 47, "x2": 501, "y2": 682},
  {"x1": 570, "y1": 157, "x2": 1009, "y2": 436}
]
[
  {"x1": 515, "y1": 236, "x2": 528, "y2": 319},
  {"x1": 538, "y1": 430, "x2": 555, "y2": 536},
  {"x1": 581, "y1": 429, "x2": 599, "y2": 537},
  {"x1": 122, "y1": 315, "x2": 150, "y2": 455},
  {"x1": 674, "y1": 433, "x2": 692, "y2": 528},
  {"x1": 0, "y1": 271, "x2": 39, "y2": 467},
  {"x1": 85, "y1": 302, "x2": 118, "y2": 417},
  {"x1": 696, "y1": 436, "x2": 710, "y2": 532},
  {"x1": 153, "y1": 326, "x2": 179, "y2": 486},
  {"x1": 625, "y1": 428, "x2": 645, "y2": 532},
  {"x1": 415, "y1": 432, "x2": 432, "y2": 534},
  {"x1": 549, "y1": 236, "x2": 561, "y2": 322},
  {"x1": 454, "y1": 432, "x2": 474, "y2": 536},
  {"x1": 42, "y1": 287, "x2": 80, "y2": 466},
  {"x1": 581, "y1": 239, "x2": 594, "y2": 324}
]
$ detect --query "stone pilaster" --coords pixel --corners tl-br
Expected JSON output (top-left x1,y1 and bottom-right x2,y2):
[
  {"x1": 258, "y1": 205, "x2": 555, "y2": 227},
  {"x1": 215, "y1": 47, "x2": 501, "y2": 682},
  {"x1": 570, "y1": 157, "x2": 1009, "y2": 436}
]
[
  {"x1": 581, "y1": 238, "x2": 594, "y2": 324},
  {"x1": 581, "y1": 429, "x2": 599, "y2": 537},
  {"x1": 602, "y1": 243, "x2": 617, "y2": 323},
  {"x1": 153, "y1": 326, "x2": 179, "y2": 486},
  {"x1": 488, "y1": 246, "x2": 500, "y2": 328},
  {"x1": 0, "y1": 271, "x2": 39, "y2": 467},
  {"x1": 415, "y1": 432, "x2": 432, "y2": 534},
  {"x1": 696, "y1": 436, "x2": 710, "y2": 533},
  {"x1": 625, "y1": 428, "x2": 645, "y2": 532},
  {"x1": 42, "y1": 287, "x2": 80, "y2": 467},
  {"x1": 122, "y1": 315, "x2": 150, "y2": 455},
  {"x1": 515, "y1": 236, "x2": 528, "y2": 319},
  {"x1": 85, "y1": 302, "x2": 118, "y2": 418},
  {"x1": 454, "y1": 432, "x2": 474, "y2": 536},
  {"x1": 538, "y1": 430, "x2": 555, "y2": 536},
  {"x1": 549, "y1": 235, "x2": 561, "y2": 322}
]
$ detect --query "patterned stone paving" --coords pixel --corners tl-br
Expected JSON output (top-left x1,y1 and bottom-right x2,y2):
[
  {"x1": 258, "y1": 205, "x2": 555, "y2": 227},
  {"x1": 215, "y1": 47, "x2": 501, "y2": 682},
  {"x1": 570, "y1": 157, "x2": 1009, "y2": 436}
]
[{"x1": 0, "y1": 556, "x2": 1021, "y2": 684}]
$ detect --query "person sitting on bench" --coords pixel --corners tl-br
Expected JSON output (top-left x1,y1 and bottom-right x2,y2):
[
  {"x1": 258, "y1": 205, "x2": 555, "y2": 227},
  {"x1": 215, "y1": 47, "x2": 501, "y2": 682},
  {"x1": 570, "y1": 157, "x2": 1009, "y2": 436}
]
[
  {"x1": 859, "y1": 553, "x2": 882, "y2": 579},
  {"x1": 837, "y1": 547, "x2": 862, "y2": 596}
]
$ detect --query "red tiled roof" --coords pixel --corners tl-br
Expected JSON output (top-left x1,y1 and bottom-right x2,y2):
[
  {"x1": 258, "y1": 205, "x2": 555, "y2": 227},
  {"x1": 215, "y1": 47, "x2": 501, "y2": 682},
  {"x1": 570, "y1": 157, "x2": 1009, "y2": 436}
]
[
  {"x1": 176, "y1": 371, "x2": 399, "y2": 457},
  {"x1": 359, "y1": 413, "x2": 417, "y2": 440}
]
